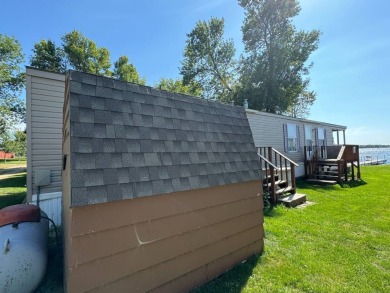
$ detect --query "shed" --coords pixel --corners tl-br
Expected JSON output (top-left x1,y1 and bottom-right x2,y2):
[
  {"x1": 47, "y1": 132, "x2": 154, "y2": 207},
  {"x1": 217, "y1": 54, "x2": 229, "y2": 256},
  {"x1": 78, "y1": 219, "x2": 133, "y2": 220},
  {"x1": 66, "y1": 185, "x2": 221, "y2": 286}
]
[{"x1": 62, "y1": 71, "x2": 264, "y2": 292}]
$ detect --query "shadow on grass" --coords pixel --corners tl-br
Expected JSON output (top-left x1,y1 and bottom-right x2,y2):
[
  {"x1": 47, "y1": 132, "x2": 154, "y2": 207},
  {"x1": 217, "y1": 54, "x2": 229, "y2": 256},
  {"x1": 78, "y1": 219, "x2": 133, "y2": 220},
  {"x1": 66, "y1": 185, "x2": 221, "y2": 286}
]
[
  {"x1": 0, "y1": 173, "x2": 26, "y2": 188},
  {"x1": 0, "y1": 193, "x2": 26, "y2": 209},
  {"x1": 340, "y1": 179, "x2": 367, "y2": 188},
  {"x1": 264, "y1": 205, "x2": 285, "y2": 218},
  {"x1": 296, "y1": 179, "x2": 341, "y2": 192},
  {"x1": 298, "y1": 178, "x2": 367, "y2": 189},
  {"x1": 296, "y1": 178, "x2": 367, "y2": 190},
  {"x1": 0, "y1": 173, "x2": 26, "y2": 209},
  {"x1": 192, "y1": 254, "x2": 261, "y2": 293}
]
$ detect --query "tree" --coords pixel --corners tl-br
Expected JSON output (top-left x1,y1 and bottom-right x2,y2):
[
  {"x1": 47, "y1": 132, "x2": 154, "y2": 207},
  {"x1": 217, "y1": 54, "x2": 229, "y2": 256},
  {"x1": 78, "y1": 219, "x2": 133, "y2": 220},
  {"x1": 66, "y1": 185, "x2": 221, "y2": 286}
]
[
  {"x1": 30, "y1": 39, "x2": 67, "y2": 73},
  {"x1": 0, "y1": 34, "x2": 25, "y2": 142},
  {"x1": 155, "y1": 78, "x2": 201, "y2": 96},
  {"x1": 113, "y1": 55, "x2": 146, "y2": 85},
  {"x1": 238, "y1": 0, "x2": 320, "y2": 115},
  {"x1": 2, "y1": 130, "x2": 26, "y2": 160},
  {"x1": 180, "y1": 17, "x2": 236, "y2": 101},
  {"x1": 284, "y1": 89, "x2": 316, "y2": 118},
  {"x1": 62, "y1": 30, "x2": 111, "y2": 76}
]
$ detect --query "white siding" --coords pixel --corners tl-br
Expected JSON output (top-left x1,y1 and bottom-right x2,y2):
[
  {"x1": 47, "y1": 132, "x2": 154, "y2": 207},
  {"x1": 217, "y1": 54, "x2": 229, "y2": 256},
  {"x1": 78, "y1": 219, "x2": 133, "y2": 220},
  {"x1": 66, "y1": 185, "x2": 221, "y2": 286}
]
[
  {"x1": 32, "y1": 192, "x2": 62, "y2": 226},
  {"x1": 246, "y1": 109, "x2": 346, "y2": 164},
  {"x1": 26, "y1": 68, "x2": 65, "y2": 203}
]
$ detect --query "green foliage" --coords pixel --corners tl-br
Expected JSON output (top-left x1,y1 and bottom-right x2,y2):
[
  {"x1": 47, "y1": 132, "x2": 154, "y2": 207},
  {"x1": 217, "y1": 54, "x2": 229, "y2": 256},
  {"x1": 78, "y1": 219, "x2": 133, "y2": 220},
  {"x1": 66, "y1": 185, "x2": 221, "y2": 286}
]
[
  {"x1": 180, "y1": 17, "x2": 236, "y2": 101},
  {"x1": 0, "y1": 34, "x2": 25, "y2": 94},
  {"x1": 2, "y1": 130, "x2": 26, "y2": 158},
  {"x1": 113, "y1": 55, "x2": 146, "y2": 85},
  {"x1": 238, "y1": 0, "x2": 320, "y2": 116},
  {"x1": 62, "y1": 30, "x2": 111, "y2": 76},
  {"x1": 285, "y1": 90, "x2": 316, "y2": 118},
  {"x1": 30, "y1": 39, "x2": 67, "y2": 73},
  {"x1": 0, "y1": 34, "x2": 25, "y2": 141},
  {"x1": 155, "y1": 77, "x2": 201, "y2": 96}
]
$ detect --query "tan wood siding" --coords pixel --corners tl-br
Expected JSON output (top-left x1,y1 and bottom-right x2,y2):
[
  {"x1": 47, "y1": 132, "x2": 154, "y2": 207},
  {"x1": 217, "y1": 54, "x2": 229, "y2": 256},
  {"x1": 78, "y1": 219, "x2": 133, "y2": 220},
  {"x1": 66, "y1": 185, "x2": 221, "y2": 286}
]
[
  {"x1": 150, "y1": 240, "x2": 262, "y2": 293},
  {"x1": 26, "y1": 68, "x2": 65, "y2": 200},
  {"x1": 64, "y1": 180, "x2": 264, "y2": 293},
  {"x1": 61, "y1": 78, "x2": 72, "y2": 292}
]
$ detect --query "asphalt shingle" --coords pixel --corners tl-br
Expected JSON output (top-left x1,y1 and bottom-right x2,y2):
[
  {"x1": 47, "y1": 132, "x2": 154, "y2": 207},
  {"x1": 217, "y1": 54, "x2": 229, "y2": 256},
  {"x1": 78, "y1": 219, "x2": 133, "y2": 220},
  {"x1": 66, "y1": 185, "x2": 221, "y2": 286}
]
[{"x1": 68, "y1": 70, "x2": 261, "y2": 206}]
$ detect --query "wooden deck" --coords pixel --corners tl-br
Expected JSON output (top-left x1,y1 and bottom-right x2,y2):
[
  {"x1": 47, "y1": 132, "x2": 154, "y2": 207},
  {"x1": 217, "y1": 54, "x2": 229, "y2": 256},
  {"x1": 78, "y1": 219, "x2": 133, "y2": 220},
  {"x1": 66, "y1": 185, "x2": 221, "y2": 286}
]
[{"x1": 304, "y1": 145, "x2": 361, "y2": 184}]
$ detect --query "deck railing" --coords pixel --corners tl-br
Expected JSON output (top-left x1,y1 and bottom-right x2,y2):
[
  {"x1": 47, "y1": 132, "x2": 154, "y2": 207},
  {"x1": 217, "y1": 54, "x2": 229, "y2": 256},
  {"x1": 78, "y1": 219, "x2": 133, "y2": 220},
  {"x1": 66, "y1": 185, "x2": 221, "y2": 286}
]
[
  {"x1": 304, "y1": 145, "x2": 360, "y2": 182},
  {"x1": 257, "y1": 147, "x2": 298, "y2": 204},
  {"x1": 257, "y1": 152, "x2": 277, "y2": 203}
]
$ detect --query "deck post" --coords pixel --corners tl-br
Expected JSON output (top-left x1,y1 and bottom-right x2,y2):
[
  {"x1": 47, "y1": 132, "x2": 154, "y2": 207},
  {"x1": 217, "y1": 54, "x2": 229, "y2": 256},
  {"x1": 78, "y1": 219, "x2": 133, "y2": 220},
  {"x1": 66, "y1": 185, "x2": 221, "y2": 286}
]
[
  {"x1": 344, "y1": 160, "x2": 348, "y2": 182},
  {"x1": 337, "y1": 161, "x2": 341, "y2": 183},
  {"x1": 343, "y1": 130, "x2": 346, "y2": 144},
  {"x1": 270, "y1": 165, "x2": 276, "y2": 204},
  {"x1": 267, "y1": 146, "x2": 273, "y2": 164},
  {"x1": 284, "y1": 158, "x2": 288, "y2": 186},
  {"x1": 291, "y1": 165, "x2": 296, "y2": 192},
  {"x1": 357, "y1": 145, "x2": 361, "y2": 179},
  {"x1": 304, "y1": 146, "x2": 308, "y2": 178}
]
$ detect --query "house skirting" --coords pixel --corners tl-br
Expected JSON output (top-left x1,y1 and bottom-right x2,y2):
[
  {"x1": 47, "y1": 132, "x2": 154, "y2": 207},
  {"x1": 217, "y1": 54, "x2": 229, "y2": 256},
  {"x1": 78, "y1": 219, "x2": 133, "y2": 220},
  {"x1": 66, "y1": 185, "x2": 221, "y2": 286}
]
[{"x1": 32, "y1": 191, "x2": 62, "y2": 226}]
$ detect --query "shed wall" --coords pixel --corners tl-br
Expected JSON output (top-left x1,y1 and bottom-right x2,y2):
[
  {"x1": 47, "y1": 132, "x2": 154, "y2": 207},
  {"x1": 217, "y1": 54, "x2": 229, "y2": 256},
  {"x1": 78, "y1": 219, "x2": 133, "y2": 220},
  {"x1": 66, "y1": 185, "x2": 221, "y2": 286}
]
[
  {"x1": 26, "y1": 68, "x2": 65, "y2": 202},
  {"x1": 64, "y1": 180, "x2": 263, "y2": 292}
]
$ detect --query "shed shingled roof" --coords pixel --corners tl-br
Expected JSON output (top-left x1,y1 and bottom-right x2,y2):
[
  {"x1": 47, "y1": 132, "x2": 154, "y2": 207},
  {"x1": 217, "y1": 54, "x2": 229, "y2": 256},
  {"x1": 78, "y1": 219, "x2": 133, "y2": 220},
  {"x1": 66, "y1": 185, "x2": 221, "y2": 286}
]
[{"x1": 67, "y1": 71, "x2": 261, "y2": 206}]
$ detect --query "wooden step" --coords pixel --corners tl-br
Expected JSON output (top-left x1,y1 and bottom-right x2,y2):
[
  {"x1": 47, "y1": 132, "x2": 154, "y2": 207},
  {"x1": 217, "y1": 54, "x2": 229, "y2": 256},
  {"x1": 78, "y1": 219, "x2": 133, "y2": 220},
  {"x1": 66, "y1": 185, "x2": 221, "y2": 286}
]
[
  {"x1": 306, "y1": 179, "x2": 338, "y2": 185},
  {"x1": 263, "y1": 180, "x2": 286, "y2": 188},
  {"x1": 316, "y1": 170, "x2": 339, "y2": 175},
  {"x1": 279, "y1": 193, "x2": 307, "y2": 207},
  {"x1": 316, "y1": 175, "x2": 340, "y2": 180},
  {"x1": 316, "y1": 161, "x2": 339, "y2": 167},
  {"x1": 264, "y1": 174, "x2": 279, "y2": 180},
  {"x1": 275, "y1": 186, "x2": 295, "y2": 196}
]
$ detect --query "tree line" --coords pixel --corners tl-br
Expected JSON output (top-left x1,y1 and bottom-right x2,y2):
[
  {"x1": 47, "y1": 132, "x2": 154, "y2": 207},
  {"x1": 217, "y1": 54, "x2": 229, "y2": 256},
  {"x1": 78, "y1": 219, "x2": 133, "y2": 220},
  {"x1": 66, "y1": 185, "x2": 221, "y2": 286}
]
[{"x1": 1, "y1": 0, "x2": 320, "y2": 153}]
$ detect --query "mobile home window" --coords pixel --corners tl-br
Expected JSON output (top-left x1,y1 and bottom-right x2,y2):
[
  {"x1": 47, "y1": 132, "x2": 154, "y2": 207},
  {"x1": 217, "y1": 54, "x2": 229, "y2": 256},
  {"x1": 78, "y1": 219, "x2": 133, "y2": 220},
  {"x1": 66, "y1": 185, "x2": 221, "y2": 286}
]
[
  {"x1": 284, "y1": 123, "x2": 300, "y2": 152},
  {"x1": 317, "y1": 128, "x2": 325, "y2": 140},
  {"x1": 317, "y1": 127, "x2": 326, "y2": 147},
  {"x1": 304, "y1": 125, "x2": 312, "y2": 146}
]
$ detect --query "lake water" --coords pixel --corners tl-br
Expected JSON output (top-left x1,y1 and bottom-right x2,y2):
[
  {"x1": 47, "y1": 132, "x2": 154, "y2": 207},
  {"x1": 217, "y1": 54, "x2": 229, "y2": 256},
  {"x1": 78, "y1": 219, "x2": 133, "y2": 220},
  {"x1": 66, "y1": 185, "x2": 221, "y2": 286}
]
[{"x1": 359, "y1": 148, "x2": 390, "y2": 165}]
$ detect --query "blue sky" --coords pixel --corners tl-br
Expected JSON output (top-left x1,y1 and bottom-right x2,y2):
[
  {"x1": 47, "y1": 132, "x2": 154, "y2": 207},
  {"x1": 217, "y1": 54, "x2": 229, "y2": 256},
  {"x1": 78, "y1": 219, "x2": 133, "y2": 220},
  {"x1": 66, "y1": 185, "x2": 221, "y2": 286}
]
[{"x1": 2, "y1": 0, "x2": 389, "y2": 144}]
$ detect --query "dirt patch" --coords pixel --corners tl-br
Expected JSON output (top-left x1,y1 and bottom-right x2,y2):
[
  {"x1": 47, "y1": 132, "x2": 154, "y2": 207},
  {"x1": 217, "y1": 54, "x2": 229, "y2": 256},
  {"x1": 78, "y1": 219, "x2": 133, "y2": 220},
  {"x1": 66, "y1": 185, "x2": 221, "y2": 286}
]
[{"x1": 296, "y1": 201, "x2": 316, "y2": 209}]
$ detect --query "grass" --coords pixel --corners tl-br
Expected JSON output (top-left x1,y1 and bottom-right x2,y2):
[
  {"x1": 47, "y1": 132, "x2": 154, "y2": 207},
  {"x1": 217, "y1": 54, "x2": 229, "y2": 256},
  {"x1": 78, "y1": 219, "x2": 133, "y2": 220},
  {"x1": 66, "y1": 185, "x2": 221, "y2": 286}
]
[
  {"x1": 194, "y1": 165, "x2": 390, "y2": 293},
  {"x1": 0, "y1": 172, "x2": 26, "y2": 209},
  {"x1": 0, "y1": 157, "x2": 27, "y2": 169},
  {"x1": 3, "y1": 165, "x2": 389, "y2": 292}
]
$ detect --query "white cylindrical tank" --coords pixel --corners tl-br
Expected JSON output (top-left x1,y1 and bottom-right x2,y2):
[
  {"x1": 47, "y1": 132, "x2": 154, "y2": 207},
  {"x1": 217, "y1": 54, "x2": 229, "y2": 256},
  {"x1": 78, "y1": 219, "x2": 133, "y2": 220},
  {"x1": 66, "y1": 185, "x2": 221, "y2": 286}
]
[{"x1": 0, "y1": 204, "x2": 49, "y2": 293}]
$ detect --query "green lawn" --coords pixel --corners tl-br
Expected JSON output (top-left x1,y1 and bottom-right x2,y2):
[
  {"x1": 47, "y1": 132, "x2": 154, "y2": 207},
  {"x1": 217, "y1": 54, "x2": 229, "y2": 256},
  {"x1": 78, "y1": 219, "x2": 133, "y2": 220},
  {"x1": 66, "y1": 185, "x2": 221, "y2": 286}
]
[
  {"x1": 0, "y1": 157, "x2": 26, "y2": 168},
  {"x1": 194, "y1": 165, "x2": 390, "y2": 293},
  {"x1": 0, "y1": 172, "x2": 27, "y2": 209}
]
